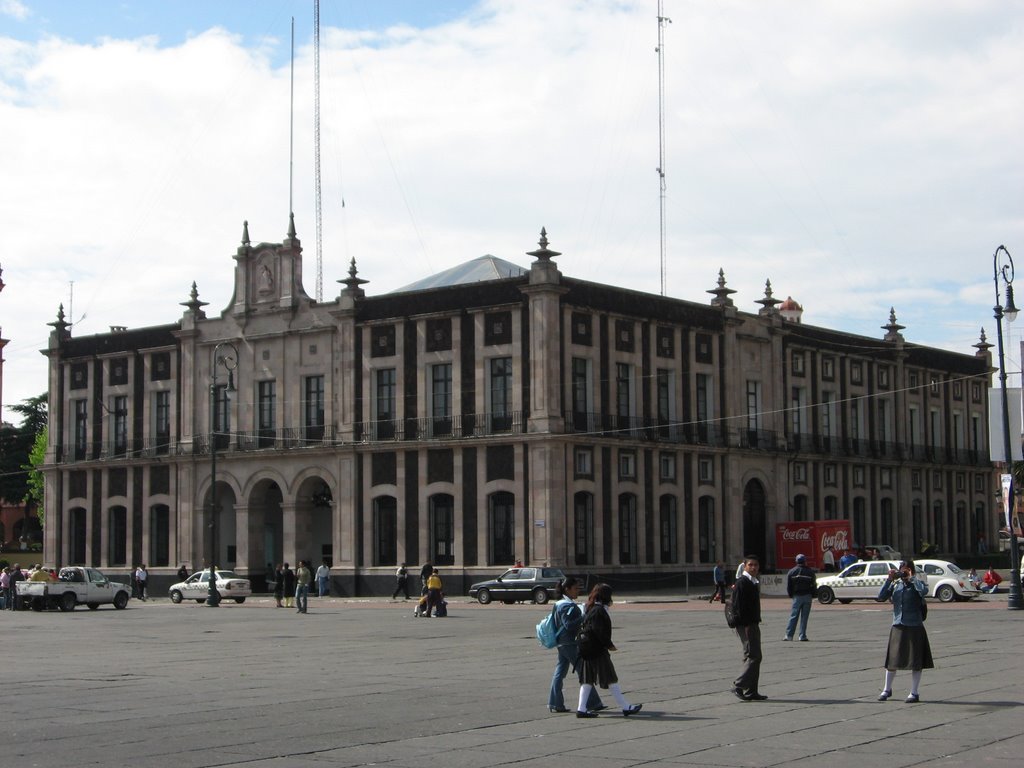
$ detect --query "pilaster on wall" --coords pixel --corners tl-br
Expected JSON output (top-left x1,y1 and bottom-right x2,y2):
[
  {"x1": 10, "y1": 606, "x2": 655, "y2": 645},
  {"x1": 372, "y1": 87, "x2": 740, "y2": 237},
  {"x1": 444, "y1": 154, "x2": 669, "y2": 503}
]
[{"x1": 527, "y1": 441, "x2": 567, "y2": 566}]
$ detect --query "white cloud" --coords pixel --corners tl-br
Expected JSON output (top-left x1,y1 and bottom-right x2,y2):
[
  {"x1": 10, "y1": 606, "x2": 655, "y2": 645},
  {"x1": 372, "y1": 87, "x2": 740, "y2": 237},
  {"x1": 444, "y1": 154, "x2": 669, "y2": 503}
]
[
  {"x1": 0, "y1": 0, "x2": 1022, "y2": 417},
  {"x1": 1, "y1": 0, "x2": 29, "y2": 21}
]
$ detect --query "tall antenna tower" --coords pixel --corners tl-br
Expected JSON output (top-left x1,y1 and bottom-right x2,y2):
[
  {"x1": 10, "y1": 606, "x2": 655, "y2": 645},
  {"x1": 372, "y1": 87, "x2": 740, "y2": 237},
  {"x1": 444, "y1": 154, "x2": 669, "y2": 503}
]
[
  {"x1": 656, "y1": 2, "x2": 671, "y2": 296},
  {"x1": 313, "y1": 0, "x2": 324, "y2": 301}
]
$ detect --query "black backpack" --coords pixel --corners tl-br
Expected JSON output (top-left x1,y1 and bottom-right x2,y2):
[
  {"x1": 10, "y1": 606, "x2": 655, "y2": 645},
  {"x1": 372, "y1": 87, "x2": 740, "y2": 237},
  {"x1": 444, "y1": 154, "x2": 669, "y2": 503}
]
[{"x1": 725, "y1": 590, "x2": 739, "y2": 628}]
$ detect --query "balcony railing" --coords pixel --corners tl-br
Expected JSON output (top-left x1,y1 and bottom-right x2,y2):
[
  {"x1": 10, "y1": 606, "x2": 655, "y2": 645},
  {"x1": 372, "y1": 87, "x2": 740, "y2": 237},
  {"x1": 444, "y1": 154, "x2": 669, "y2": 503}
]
[{"x1": 50, "y1": 411, "x2": 991, "y2": 467}]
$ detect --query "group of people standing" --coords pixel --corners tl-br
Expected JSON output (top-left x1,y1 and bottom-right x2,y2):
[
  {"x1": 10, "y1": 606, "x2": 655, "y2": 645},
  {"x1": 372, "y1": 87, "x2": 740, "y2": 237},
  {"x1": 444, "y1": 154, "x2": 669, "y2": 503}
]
[
  {"x1": 271, "y1": 561, "x2": 313, "y2": 612},
  {"x1": 547, "y1": 579, "x2": 642, "y2": 718},
  {"x1": 728, "y1": 554, "x2": 933, "y2": 704}
]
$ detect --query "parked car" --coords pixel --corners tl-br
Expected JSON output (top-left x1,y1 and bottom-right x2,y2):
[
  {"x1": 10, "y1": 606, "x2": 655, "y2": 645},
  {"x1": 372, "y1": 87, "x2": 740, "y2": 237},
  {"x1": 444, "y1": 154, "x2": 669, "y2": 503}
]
[
  {"x1": 914, "y1": 559, "x2": 983, "y2": 602},
  {"x1": 169, "y1": 569, "x2": 252, "y2": 604},
  {"x1": 863, "y1": 544, "x2": 901, "y2": 561},
  {"x1": 468, "y1": 566, "x2": 566, "y2": 605},
  {"x1": 816, "y1": 559, "x2": 981, "y2": 604}
]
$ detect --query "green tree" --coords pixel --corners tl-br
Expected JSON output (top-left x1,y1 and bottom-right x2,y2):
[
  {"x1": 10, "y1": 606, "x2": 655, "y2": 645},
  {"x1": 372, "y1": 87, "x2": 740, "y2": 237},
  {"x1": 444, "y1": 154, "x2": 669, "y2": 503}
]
[
  {"x1": 0, "y1": 393, "x2": 48, "y2": 514},
  {"x1": 25, "y1": 427, "x2": 47, "y2": 526}
]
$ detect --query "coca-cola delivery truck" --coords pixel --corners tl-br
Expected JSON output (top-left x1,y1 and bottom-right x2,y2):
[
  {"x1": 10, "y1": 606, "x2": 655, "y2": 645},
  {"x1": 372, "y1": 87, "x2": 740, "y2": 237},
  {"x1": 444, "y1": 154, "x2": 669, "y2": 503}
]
[{"x1": 776, "y1": 521, "x2": 852, "y2": 570}]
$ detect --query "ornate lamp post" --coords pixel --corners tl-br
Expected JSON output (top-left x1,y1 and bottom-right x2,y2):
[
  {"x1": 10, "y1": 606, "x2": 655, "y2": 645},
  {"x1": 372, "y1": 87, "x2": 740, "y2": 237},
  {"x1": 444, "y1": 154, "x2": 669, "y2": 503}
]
[
  {"x1": 992, "y1": 245, "x2": 1023, "y2": 610},
  {"x1": 207, "y1": 341, "x2": 238, "y2": 607}
]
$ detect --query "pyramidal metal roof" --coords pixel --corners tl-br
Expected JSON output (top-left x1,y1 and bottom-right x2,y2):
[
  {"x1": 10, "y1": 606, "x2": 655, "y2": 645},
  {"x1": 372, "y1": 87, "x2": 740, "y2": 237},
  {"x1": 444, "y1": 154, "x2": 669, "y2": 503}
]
[{"x1": 392, "y1": 255, "x2": 527, "y2": 293}]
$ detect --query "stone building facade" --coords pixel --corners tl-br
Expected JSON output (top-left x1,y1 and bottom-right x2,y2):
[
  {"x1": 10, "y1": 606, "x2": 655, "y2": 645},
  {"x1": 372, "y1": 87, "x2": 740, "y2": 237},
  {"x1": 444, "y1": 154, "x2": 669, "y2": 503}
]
[{"x1": 39, "y1": 218, "x2": 995, "y2": 593}]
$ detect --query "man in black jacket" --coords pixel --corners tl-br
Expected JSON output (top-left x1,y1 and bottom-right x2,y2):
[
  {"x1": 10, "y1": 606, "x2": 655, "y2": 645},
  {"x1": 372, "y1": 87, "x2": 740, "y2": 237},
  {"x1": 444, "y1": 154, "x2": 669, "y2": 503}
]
[
  {"x1": 731, "y1": 556, "x2": 767, "y2": 701},
  {"x1": 783, "y1": 554, "x2": 817, "y2": 641}
]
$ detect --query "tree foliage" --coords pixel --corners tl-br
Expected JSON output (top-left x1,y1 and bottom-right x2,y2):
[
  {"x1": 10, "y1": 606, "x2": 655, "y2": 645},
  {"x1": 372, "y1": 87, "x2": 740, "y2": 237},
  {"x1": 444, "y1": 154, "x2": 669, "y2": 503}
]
[
  {"x1": 0, "y1": 393, "x2": 48, "y2": 511},
  {"x1": 26, "y1": 428, "x2": 47, "y2": 526}
]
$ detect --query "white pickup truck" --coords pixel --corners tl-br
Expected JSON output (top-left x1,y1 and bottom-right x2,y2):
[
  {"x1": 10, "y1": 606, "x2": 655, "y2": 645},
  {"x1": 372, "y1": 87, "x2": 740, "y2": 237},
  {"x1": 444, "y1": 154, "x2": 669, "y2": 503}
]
[{"x1": 16, "y1": 566, "x2": 131, "y2": 611}]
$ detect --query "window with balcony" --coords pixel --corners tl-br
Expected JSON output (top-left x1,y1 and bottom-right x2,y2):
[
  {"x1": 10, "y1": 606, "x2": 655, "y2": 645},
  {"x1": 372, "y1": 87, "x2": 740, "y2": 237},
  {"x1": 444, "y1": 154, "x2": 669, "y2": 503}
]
[
  {"x1": 616, "y1": 363, "x2": 633, "y2": 428},
  {"x1": 430, "y1": 363, "x2": 453, "y2": 436},
  {"x1": 489, "y1": 357, "x2": 513, "y2": 431},
  {"x1": 303, "y1": 375, "x2": 325, "y2": 442},
  {"x1": 154, "y1": 391, "x2": 170, "y2": 454},
  {"x1": 696, "y1": 373, "x2": 714, "y2": 442},
  {"x1": 571, "y1": 357, "x2": 592, "y2": 431},
  {"x1": 213, "y1": 385, "x2": 230, "y2": 450},
  {"x1": 111, "y1": 395, "x2": 128, "y2": 455},
  {"x1": 258, "y1": 381, "x2": 276, "y2": 446},
  {"x1": 373, "y1": 369, "x2": 396, "y2": 439}
]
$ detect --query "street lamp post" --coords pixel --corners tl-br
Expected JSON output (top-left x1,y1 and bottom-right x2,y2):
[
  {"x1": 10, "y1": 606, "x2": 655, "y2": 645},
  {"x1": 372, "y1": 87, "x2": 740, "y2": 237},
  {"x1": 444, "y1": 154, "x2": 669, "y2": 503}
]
[
  {"x1": 207, "y1": 341, "x2": 238, "y2": 607},
  {"x1": 992, "y1": 245, "x2": 1023, "y2": 611}
]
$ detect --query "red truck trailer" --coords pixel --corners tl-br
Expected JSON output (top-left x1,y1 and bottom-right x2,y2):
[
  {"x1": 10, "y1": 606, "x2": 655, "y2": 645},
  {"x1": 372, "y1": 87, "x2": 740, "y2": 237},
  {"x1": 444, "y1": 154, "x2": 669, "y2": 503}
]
[{"x1": 776, "y1": 521, "x2": 852, "y2": 570}]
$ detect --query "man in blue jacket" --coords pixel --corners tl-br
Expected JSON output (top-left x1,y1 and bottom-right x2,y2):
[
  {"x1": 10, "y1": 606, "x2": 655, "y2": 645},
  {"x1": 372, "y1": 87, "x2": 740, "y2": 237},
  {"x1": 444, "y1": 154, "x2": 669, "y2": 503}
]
[{"x1": 783, "y1": 554, "x2": 817, "y2": 641}]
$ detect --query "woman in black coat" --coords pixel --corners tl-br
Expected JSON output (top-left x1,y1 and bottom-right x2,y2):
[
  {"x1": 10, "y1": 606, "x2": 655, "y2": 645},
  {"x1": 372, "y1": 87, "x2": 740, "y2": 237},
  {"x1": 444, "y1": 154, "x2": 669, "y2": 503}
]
[{"x1": 576, "y1": 583, "x2": 642, "y2": 718}]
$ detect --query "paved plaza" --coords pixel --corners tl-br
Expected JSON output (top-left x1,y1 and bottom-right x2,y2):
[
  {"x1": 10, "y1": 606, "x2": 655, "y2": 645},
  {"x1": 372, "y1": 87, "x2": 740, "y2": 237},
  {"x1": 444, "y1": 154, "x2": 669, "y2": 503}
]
[{"x1": 3, "y1": 591, "x2": 1022, "y2": 767}]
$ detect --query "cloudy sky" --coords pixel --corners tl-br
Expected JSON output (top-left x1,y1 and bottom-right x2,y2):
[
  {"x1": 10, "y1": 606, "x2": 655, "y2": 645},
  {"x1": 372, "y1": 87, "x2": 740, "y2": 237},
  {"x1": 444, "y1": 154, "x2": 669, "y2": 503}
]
[{"x1": 1, "y1": 0, "x2": 1022, "y2": 422}]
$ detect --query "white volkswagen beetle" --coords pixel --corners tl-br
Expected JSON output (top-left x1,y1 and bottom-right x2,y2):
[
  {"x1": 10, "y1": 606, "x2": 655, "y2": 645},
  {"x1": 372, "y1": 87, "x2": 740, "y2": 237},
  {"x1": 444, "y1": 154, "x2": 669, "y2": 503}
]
[{"x1": 169, "y1": 569, "x2": 252, "y2": 604}]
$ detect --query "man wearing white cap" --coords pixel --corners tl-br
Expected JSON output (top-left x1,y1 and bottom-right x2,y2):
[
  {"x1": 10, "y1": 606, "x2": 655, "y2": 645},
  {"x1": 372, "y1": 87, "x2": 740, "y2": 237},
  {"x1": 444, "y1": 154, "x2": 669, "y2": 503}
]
[{"x1": 783, "y1": 554, "x2": 816, "y2": 642}]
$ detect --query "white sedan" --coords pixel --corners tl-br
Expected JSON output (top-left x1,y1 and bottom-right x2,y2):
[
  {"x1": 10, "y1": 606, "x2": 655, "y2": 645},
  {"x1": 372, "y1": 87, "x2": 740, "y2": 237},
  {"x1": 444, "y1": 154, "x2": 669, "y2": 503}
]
[{"x1": 169, "y1": 570, "x2": 252, "y2": 604}]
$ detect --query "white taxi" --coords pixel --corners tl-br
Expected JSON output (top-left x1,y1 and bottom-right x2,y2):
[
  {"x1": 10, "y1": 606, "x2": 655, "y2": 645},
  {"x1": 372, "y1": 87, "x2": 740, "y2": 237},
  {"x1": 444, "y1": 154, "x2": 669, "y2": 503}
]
[
  {"x1": 168, "y1": 569, "x2": 252, "y2": 604},
  {"x1": 816, "y1": 560, "x2": 900, "y2": 604}
]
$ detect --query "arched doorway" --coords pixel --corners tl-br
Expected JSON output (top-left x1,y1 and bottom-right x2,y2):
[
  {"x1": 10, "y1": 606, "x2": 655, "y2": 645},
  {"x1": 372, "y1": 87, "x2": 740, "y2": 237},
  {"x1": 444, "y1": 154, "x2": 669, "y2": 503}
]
[
  {"x1": 202, "y1": 483, "x2": 237, "y2": 569},
  {"x1": 247, "y1": 479, "x2": 283, "y2": 577},
  {"x1": 295, "y1": 477, "x2": 334, "y2": 567},
  {"x1": 742, "y1": 479, "x2": 767, "y2": 566}
]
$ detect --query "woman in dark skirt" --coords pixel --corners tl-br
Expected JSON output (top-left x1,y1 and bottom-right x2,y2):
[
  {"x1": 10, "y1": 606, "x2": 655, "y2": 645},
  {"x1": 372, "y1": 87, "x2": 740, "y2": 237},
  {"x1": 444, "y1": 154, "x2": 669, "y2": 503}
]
[
  {"x1": 877, "y1": 560, "x2": 933, "y2": 703},
  {"x1": 575, "y1": 583, "x2": 642, "y2": 718}
]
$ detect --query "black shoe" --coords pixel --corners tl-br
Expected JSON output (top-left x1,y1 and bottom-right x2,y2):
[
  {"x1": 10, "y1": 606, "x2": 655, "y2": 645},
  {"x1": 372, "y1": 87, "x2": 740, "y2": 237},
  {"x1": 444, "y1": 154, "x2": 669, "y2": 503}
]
[
  {"x1": 576, "y1": 710, "x2": 598, "y2": 718},
  {"x1": 732, "y1": 686, "x2": 750, "y2": 701},
  {"x1": 591, "y1": 704, "x2": 610, "y2": 711},
  {"x1": 622, "y1": 704, "x2": 643, "y2": 717},
  {"x1": 747, "y1": 692, "x2": 768, "y2": 701},
  {"x1": 549, "y1": 706, "x2": 569, "y2": 713}
]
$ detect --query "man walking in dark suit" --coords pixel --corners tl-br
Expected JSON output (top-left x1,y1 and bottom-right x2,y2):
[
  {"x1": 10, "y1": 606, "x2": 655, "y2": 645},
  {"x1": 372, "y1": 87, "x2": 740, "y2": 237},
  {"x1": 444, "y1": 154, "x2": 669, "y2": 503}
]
[{"x1": 731, "y1": 556, "x2": 767, "y2": 701}]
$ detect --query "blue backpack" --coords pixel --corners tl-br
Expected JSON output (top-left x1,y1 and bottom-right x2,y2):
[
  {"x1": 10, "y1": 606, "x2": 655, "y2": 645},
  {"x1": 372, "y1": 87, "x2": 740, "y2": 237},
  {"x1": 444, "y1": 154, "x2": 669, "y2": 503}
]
[{"x1": 536, "y1": 604, "x2": 565, "y2": 648}]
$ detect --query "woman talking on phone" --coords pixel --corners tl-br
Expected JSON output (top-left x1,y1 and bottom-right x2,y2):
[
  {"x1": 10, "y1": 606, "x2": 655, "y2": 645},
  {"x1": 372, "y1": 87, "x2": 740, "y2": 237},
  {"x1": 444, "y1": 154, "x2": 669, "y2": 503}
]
[{"x1": 876, "y1": 560, "x2": 933, "y2": 703}]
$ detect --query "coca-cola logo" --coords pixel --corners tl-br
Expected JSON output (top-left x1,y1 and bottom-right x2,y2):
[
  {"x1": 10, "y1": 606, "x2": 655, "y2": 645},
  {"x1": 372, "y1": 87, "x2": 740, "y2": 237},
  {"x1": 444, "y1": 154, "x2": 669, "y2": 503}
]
[
  {"x1": 781, "y1": 527, "x2": 811, "y2": 541},
  {"x1": 821, "y1": 530, "x2": 850, "y2": 551}
]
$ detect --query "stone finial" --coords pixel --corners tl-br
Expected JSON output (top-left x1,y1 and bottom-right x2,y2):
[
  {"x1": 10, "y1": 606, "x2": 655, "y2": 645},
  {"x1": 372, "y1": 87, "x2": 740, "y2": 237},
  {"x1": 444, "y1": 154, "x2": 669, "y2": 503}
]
[
  {"x1": 526, "y1": 227, "x2": 561, "y2": 263},
  {"x1": 242, "y1": 220, "x2": 250, "y2": 246},
  {"x1": 181, "y1": 281, "x2": 209, "y2": 318},
  {"x1": 339, "y1": 257, "x2": 368, "y2": 297},
  {"x1": 48, "y1": 303, "x2": 71, "y2": 339},
  {"x1": 287, "y1": 212, "x2": 297, "y2": 240},
  {"x1": 882, "y1": 307, "x2": 905, "y2": 342},
  {"x1": 974, "y1": 328, "x2": 993, "y2": 356},
  {"x1": 756, "y1": 279, "x2": 782, "y2": 315},
  {"x1": 707, "y1": 268, "x2": 736, "y2": 308}
]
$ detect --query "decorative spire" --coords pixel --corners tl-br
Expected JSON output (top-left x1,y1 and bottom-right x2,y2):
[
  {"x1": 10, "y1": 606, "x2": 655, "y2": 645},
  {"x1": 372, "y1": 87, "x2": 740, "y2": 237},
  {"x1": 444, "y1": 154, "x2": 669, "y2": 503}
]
[
  {"x1": 882, "y1": 307, "x2": 905, "y2": 342},
  {"x1": 974, "y1": 327, "x2": 993, "y2": 355},
  {"x1": 48, "y1": 303, "x2": 71, "y2": 338},
  {"x1": 339, "y1": 257, "x2": 368, "y2": 297},
  {"x1": 181, "y1": 281, "x2": 209, "y2": 317},
  {"x1": 287, "y1": 212, "x2": 296, "y2": 240},
  {"x1": 756, "y1": 279, "x2": 782, "y2": 314},
  {"x1": 241, "y1": 220, "x2": 250, "y2": 246},
  {"x1": 707, "y1": 268, "x2": 736, "y2": 307},
  {"x1": 526, "y1": 227, "x2": 561, "y2": 263}
]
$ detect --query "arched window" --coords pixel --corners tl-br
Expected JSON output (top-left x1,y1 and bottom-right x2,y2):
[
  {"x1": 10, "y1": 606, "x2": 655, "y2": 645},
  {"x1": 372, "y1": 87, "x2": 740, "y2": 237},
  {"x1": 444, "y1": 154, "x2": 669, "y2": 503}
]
[
  {"x1": 489, "y1": 492, "x2": 515, "y2": 565},
  {"x1": 149, "y1": 504, "x2": 169, "y2": 567},
  {"x1": 660, "y1": 495, "x2": 678, "y2": 563},
  {"x1": 429, "y1": 494, "x2": 454, "y2": 566},
  {"x1": 574, "y1": 492, "x2": 594, "y2": 566},
  {"x1": 619, "y1": 493, "x2": 637, "y2": 564},
  {"x1": 373, "y1": 496, "x2": 397, "y2": 566},
  {"x1": 70, "y1": 507, "x2": 87, "y2": 564},
  {"x1": 109, "y1": 506, "x2": 127, "y2": 566},
  {"x1": 880, "y1": 498, "x2": 894, "y2": 545},
  {"x1": 698, "y1": 496, "x2": 715, "y2": 563},
  {"x1": 852, "y1": 497, "x2": 866, "y2": 546},
  {"x1": 793, "y1": 494, "x2": 808, "y2": 522}
]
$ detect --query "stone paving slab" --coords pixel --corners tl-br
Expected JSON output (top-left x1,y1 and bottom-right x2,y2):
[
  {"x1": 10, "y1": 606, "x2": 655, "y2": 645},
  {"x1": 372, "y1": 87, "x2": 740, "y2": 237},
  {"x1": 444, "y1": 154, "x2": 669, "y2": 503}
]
[{"x1": 1, "y1": 594, "x2": 1022, "y2": 767}]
